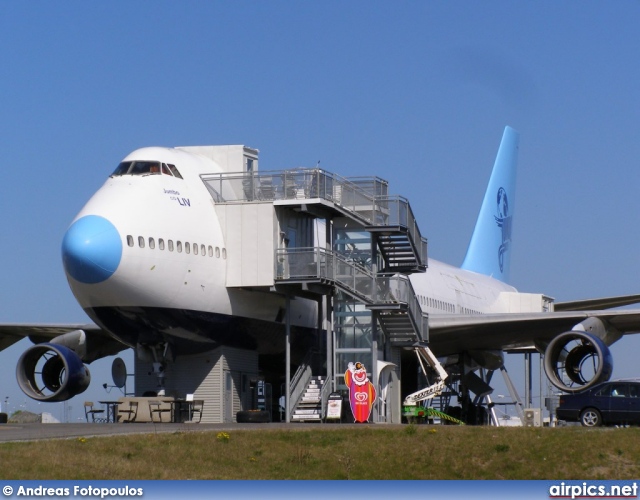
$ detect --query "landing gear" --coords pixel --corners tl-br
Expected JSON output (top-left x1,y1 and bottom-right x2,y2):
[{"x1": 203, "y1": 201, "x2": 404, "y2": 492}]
[{"x1": 136, "y1": 342, "x2": 174, "y2": 396}]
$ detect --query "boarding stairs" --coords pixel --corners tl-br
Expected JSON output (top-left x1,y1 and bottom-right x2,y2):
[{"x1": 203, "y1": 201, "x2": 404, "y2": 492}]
[{"x1": 291, "y1": 376, "x2": 326, "y2": 422}]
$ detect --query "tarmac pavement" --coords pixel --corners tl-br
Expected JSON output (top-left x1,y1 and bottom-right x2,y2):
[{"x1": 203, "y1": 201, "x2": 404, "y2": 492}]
[{"x1": 0, "y1": 421, "x2": 390, "y2": 442}]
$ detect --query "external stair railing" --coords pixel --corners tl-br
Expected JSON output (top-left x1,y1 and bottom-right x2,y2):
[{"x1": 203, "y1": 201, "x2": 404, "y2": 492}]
[
  {"x1": 203, "y1": 168, "x2": 427, "y2": 271},
  {"x1": 275, "y1": 247, "x2": 428, "y2": 343}
]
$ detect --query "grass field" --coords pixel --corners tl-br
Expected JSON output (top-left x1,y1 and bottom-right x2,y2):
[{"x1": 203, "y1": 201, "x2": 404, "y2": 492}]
[{"x1": 2, "y1": 425, "x2": 640, "y2": 480}]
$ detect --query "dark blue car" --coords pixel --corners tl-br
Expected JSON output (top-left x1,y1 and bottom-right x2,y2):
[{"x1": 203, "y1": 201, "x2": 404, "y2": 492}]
[{"x1": 556, "y1": 380, "x2": 640, "y2": 427}]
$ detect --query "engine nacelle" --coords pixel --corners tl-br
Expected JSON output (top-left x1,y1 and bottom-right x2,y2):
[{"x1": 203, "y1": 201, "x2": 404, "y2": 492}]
[
  {"x1": 543, "y1": 330, "x2": 613, "y2": 393},
  {"x1": 16, "y1": 343, "x2": 91, "y2": 402}
]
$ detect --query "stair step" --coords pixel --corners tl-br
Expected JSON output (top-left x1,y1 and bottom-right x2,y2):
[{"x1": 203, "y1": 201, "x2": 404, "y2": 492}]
[
  {"x1": 294, "y1": 409, "x2": 321, "y2": 415},
  {"x1": 292, "y1": 414, "x2": 322, "y2": 421}
]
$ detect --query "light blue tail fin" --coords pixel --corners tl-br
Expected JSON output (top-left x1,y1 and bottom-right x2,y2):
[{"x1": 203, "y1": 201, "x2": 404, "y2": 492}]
[{"x1": 460, "y1": 126, "x2": 520, "y2": 283}]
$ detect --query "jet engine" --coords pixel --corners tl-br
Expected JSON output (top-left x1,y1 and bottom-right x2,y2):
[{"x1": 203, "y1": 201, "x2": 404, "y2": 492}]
[
  {"x1": 543, "y1": 330, "x2": 613, "y2": 393},
  {"x1": 16, "y1": 343, "x2": 91, "y2": 402}
]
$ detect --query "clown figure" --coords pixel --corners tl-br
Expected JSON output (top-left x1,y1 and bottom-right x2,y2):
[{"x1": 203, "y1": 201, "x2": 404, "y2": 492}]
[{"x1": 344, "y1": 361, "x2": 376, "y2": 423}]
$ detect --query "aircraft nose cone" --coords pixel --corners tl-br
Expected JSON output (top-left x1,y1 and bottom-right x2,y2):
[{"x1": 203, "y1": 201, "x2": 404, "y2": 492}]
[{"x1": 62, "y1": 215, "x2": 123, "y2": 284}]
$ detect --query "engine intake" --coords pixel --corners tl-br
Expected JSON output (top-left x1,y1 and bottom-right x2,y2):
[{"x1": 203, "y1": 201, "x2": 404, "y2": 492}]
[
  {"x1": 16, "y1": 343, "x2": 91, "y2": 402},
  {"x1": 543, "y1": 331, "x2": 613, "y2": 393}
]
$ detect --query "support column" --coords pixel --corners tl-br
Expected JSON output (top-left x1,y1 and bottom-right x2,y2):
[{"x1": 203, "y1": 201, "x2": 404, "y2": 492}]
[
  {"x1": 285, "y1": 295, "x2": 291, "y2": 423},
  {"x1": 370, "y1": 233, "x2": 379, "y2": 423}
]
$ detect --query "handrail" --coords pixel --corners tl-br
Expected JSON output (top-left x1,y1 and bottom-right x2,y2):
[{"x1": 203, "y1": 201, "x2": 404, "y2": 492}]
[
  {"x1": 289, "y1": 360, "x2": 312, "y2": 420},
  {"x1": 275, "y1": 247, "x2": 428, "y2": 342},
  {"x1": 202, "y1": 168, "x2": 426, "y2": 269},
  {"x1": 373, "y1": 195, "x2": 428, "y2": 266},
  {"x1": 372, "y1": 274, "x2": 428, "y2": 343},
  {"x1": 275, "y1": 247, "x2": 375, "y2": 303},
  {"x1": 319, "y1": 377, "x2": 332, "y2": 420}
]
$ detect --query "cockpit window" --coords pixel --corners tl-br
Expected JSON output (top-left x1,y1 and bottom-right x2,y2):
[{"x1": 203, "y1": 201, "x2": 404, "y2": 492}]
[
  {"x1": 112, "y1": 162, "x2": 132, "y2": 176},
  {"x1": 111, "y1": 161, "x2": 183, "y2": 179},
  {"x1": 167, "y1": 163, "x2": 183, "y2": 179},
  {"x1": 129, "y1": 161, "x2": 161, "y2": 175}
]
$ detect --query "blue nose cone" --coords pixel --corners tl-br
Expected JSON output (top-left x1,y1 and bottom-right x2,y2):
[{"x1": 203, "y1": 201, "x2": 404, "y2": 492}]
[{"x1": 62, "y1": 215, "x2": 123, "y2": 284}]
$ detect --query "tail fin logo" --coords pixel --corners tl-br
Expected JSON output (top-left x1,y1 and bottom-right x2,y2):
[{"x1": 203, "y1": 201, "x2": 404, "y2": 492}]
[{"x1": 495, "y1": 187, "x2": 512, "y2": 273}]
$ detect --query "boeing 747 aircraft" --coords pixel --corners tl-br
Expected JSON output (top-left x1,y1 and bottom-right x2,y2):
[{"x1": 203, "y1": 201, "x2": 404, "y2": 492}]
[{"x1": 2, "y1": 128, "x2": 640, "y2": 418}]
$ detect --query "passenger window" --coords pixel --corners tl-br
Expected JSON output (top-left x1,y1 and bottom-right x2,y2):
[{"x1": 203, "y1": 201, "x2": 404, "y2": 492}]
[
  {"x1": 177, "y1": 241, "x2": 182, "y2": 253},
  {"x1": 216, "y1": 247, "x2": 220, "y2": 258},
  {"x1": 193, "y1": 243, "x2": 198, "y2": 256},
  {"x1": 149, "y1": 238, "x2": 155, "y2": 249},
  {"x1": 185, "y1": 242, "x2": 190, "y2": 254},
  {"x1": 222, "y1": 248, "x2": 227, "y2": 259},
  {"x1": 201, "y1": 244, "x2": 206, "y2": 256},
  {"x1": 127, "y1": 235, "x2": 134, "y2": 247},
  {"x1": 610, "y1": 384, "x2": 628, "y2": 397},
  {"x1": 138, "y1": 236, "x2": 145, "y2": 248},
  {"x1": 208, "y1": 245, "x2": 213, "y2": 257},
  {"x1": 595, "y1": 385, "x2": 609, "y2": 396},
  {"x1": 159, "y1": 239, "x2": 165, "y2": 251}
]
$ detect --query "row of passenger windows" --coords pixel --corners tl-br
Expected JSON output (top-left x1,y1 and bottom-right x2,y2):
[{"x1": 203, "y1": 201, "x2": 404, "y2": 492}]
[
  {"x1": 417, "y1": 294, "x2": 455, "y2": 313},
  {"x1": 416, "y1": 294, "x2": 481, "y2": 315},
  {"x1": 460, "y1": 307, "x2": 483, "y2": 315},
  {"x1": 126, "y1": 235, "x2": 226, "y2": 259}
]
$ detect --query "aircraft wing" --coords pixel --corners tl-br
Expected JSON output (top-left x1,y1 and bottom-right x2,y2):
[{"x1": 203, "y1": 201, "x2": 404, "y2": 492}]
[
  {"x1": 554, "y1": 294, "x2": 640, "y2": 311},
  {"x1": 428, "y1": 309, "x2": 640, "y2": 356},
  {"x1": 0, "y1": 323, "x2": 129, "y2": 363}
]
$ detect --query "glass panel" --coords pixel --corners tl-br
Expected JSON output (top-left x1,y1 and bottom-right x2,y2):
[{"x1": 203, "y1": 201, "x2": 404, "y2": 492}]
[
  {"x1": 167, "y1": 164, "x2": 183, "y2": 179},
  {"x1": 111, "y1": 162, "x2": 132, "y2": 176},
  {"x1": 129, "y1": 161, "x2": 161, "y2": 175}
]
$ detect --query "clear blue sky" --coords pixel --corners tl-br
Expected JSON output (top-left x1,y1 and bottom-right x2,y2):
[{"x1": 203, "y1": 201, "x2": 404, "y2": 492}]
[{"x1": 1, "y1": 2, "x2": 639, "y2": 420}]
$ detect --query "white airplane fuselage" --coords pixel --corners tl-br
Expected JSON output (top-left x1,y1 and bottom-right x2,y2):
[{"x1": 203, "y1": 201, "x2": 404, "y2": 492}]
[{"x1": 62, "y1": 146, "x2": 518, "y2": 358}]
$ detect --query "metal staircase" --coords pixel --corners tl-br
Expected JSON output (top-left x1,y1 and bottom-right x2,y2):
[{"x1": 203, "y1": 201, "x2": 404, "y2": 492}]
[
  {"x1": 367, "y1": 196, "x2": 428, "y2": 273},
  {"x1": 276, "y1": 248, "x2": 428, "y2": 344},
  {"x1": 202, "y1": 166, "x2": 433, "y2": 423},
  {"x1": 291, "y1": 376, "x2": 326, "y2": 422}
]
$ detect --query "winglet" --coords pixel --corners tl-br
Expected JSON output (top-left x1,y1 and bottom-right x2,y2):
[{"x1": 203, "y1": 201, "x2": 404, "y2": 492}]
[{"x1": 461, "y1": 126, "x2": 520, "y2": 283}]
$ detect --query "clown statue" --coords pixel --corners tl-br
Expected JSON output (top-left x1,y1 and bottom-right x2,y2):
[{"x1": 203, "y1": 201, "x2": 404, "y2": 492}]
[{"x1": 344, "y1": 361, "x2": 376, "y2": 423}]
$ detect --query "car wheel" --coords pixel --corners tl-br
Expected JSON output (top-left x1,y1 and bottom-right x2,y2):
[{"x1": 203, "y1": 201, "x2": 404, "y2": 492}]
[{"x1": 580, "y1": 408, "x2": 602, "y2": 427}]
